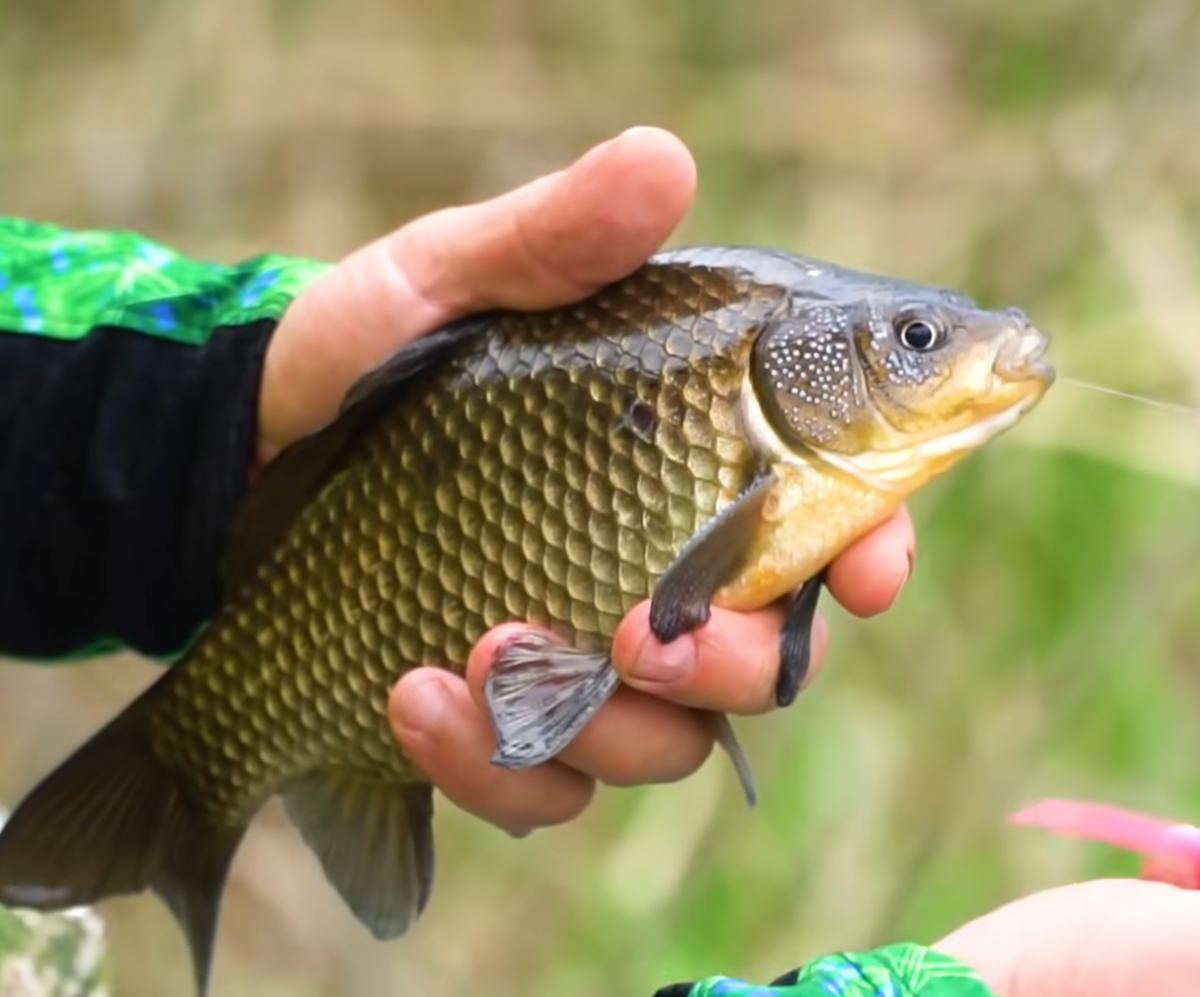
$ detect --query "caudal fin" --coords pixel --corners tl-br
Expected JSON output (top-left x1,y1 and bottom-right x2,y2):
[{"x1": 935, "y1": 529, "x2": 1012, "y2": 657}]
[{"x1": 0, "y1": 694, "x2": 246, "y2": 997}]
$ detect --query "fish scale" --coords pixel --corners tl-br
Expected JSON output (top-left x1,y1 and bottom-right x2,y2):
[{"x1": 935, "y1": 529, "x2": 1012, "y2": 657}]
[{"x1": 147, "y1": 262, "x2": 771, "y2": 826}]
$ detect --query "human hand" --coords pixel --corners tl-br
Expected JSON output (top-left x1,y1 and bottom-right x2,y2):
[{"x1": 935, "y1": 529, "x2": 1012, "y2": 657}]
[
  {"x1": 260, "y1": 126, "x2": 915, "y2": 835},
  {"x1": 655, "y1": 874, "x2": 1200, "y2": 997},
  {"x1": 927, "y1": 797, "x2": 1200, "y2": 994},
  {"x1": 934, "y1": 877, "x2": 1200, "y2": 996}
]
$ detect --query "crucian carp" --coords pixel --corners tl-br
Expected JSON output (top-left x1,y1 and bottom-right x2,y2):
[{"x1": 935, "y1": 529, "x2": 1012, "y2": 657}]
[{"x1": 0, "y1": 246, "x2": 1055, "y2": 996}]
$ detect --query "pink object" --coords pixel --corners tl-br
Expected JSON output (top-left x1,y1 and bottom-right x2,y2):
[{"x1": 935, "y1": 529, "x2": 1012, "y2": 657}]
[{"x1": 1008, "y1": 798, "x2": 1200, "y2": 889}]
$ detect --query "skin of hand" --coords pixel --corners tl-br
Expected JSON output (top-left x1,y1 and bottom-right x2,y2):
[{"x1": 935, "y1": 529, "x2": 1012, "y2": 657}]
[
  {"x1": 934, "y1": 878, "x2": 1200, "y2": 996},
  {"x1": 258, "y1": 126, "x2": 916, "y2": 835}
]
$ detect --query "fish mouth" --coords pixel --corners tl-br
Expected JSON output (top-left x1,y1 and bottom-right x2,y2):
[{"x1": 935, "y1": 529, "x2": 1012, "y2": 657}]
[{"x1": 993, "y1": 324, "x2": 1056, "y2": 387}]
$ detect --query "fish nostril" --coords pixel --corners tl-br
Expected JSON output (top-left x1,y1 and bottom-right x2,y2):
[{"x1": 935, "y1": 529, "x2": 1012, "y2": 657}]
[
  {"x1": 1004, "y1": 306, "x2": 1031, "y2": 328},
  {"x1": 994, "y1": 325, "x2": 1050, "y2": 377}
]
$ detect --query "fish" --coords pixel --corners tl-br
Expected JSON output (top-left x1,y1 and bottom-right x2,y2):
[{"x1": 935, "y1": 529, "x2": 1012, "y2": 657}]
[
  {"x1": 1010, "y1": 798, "x2": 1200, "y2": 889},
  {"x1": 0, "y1": 245, "x2": 1055, "y2": 995}
]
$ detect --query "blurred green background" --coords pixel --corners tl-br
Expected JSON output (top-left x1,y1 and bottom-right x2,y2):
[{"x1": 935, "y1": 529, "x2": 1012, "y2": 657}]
[{"x1": 3, "y1": 0, "x2": 1200, "y2": 995}]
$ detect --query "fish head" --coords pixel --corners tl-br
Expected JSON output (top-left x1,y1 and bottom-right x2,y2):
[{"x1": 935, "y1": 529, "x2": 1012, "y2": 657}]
[{"x1": 747, "y1": 275, "x2": 1056, "y2": 493}]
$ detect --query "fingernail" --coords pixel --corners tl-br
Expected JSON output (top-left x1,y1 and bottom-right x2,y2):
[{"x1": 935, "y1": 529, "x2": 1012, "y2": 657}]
[
  {"x1": 885, "y1": 548, "x2": 915, "y2": 608},
  {"x1": 630, "y1": 634, "x2": 696, "y2": 684},
  {"x1": 393, "y1": 673, "x2": 450, "y2": 735}
]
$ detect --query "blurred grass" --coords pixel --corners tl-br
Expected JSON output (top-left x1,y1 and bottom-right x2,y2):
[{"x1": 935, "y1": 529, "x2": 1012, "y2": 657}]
[{"x1": 3, "y1": 1, "x2": 1200, "y2": 995}]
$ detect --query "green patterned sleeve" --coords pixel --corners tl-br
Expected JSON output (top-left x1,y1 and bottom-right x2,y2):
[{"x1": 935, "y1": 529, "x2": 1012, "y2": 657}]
[
  {"x1": 656, "y1": 943, "x2": 997, "y2": 997},
  {"x1": 0, "y1": 215, "x2": 330, "y2": 341},
  {"x1": 0, "y1": 215, "x2": 332, "y2": 663}
]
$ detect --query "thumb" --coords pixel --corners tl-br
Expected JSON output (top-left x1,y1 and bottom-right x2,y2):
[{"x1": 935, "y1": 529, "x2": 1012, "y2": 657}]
[
  {"x1": 258, "y1": 126, "x2": 695, "y2": 458},
  {"x1": 934, "y1": 878, "x2": 1200, "y2": 996}
]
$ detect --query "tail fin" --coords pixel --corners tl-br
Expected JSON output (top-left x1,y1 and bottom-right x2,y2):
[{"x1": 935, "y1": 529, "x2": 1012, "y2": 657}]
[{"x1": 0, "y1": 692, "x2": 246, "y2": 997}]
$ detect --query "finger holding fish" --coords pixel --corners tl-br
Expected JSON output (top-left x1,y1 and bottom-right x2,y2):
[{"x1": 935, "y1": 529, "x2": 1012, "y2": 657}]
[
  {"x1": 527, "y1": 685, "x2": 718, "y2": 790},
  {"x1": 407, "y1": 500, "x2": 911, "y2": 817},
  {"x1": 389, "y1": 669, "x2": 594, "y2": 836},
  {"x1": 431, "y1": 501, "x2": 906, "y2": 805},
  {"x1": 610, "y1": 505, "x2": 912, "y2": 713},
  {"x1": 825, "y1": 506, "x2": 915, "y2": 618},
  {"x1": 460, "y1": 624, "x2": 718, "y2": 789},
  {"x1": 610, "y1": 600, "x2": 802, "y2": 714}
]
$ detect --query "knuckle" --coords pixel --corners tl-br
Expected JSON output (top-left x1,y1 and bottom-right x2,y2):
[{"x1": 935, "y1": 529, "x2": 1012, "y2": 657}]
[{"x1": 696, "y1": 648, "x2": 780, "y2": 717}]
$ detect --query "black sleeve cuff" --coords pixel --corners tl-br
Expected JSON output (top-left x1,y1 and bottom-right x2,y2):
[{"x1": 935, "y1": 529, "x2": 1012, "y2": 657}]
[{"x1": 0, "y1": 318, "x2": 276, "y2": 661}]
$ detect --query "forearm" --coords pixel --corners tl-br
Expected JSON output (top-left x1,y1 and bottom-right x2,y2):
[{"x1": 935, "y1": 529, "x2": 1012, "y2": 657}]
[{"x1": 0, "y1": 216, "x2": 330, "y2": 662}]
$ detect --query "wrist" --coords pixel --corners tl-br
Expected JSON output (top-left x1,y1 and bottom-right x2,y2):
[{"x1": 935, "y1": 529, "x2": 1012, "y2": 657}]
[{"x1": 656, "y1": 942, "x2": 996, "y2": 997}]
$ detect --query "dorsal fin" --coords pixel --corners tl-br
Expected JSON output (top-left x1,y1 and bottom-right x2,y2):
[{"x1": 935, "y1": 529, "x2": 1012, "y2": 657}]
[{"x1": 223, "y1": 315, "x2": 490, "y2": 592}]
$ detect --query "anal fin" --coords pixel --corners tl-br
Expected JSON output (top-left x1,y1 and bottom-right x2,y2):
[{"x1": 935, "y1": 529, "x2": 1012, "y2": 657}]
[
  {"x1": 483, "y1": 633, "x2": 761, "y2": 808},
  {"x1": 282, "y1": 769, "x2": 434, "y2": 941}
]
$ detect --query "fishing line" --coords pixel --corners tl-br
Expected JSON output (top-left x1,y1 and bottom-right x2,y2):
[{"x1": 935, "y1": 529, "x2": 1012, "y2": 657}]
[{"x1": 1059, "y1": 376, "x2": 1200, "y2": 419}]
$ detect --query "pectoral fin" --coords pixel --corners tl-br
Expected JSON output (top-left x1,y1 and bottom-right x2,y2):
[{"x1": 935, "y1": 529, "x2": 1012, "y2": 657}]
[
  {"x1": 641, "y1": 473, "x2": 781, "y2": 808},
  {"x1": 484, "y1": 633, "x2": 621, "y2": 769},
  {"x1": 484, "y1": 634, "x2": 761, "y2": 807},
  {"x1": 282, "y1": 769, "x2": 434, "y2": 941},
  {"x1": 776, "y1": 570, "x2": 826, "y2": 707},
  {"x1": 648, "y1": 472, "x2": 777, "y2": 643}
]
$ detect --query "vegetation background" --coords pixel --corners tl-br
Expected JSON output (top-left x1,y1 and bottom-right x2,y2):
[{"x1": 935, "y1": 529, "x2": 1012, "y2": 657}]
[{"x1": 3, "y1": 1, "x2": 1200, "y2": 994}]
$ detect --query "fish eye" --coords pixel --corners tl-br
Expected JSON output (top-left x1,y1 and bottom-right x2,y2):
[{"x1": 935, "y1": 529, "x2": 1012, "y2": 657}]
[{"x1": 896, "y1": 317, "x2": 943, "y2": 352}]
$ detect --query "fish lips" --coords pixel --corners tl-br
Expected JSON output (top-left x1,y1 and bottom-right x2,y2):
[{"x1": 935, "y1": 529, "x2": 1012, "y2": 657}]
[{"x1": 993, "y1": 324, "x2": 1056, "y2": 386}]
